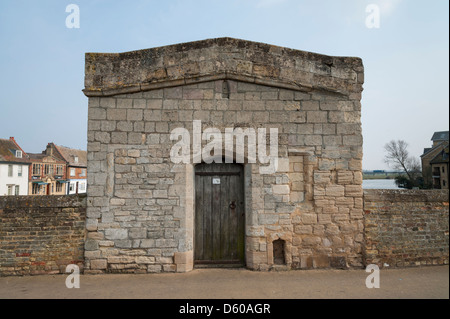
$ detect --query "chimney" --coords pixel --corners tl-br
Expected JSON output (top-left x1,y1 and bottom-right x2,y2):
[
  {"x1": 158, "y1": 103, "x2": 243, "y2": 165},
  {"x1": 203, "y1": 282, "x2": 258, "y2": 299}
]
[{"x1": 46, "y1": 144, "x2": 53, "y2": 156}]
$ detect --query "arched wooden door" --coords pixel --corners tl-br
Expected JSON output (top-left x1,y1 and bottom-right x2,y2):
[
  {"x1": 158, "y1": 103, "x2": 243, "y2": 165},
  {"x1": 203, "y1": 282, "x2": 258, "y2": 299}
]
[{"x1": 194, "y1": 163, "x2": 245, "y2": 267}]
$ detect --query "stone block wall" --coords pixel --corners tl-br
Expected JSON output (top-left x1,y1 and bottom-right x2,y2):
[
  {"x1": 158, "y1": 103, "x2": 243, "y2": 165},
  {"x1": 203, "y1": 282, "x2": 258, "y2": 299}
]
[
  {"x1": 363, "y1": 189, "x2": 449, "y2": 267},
  {"x1": 85, "y1": 84, "x2": 364, "y2": 273},
  {"x1": 0, "y1": 195, "x2": 86, "y2": 276}
]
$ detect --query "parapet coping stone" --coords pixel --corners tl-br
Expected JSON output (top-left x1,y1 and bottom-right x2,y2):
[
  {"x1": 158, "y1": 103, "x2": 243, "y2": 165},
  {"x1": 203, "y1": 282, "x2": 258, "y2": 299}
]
[{"x1": 83, "y1": 37, "x2": 364, "y2": 98}]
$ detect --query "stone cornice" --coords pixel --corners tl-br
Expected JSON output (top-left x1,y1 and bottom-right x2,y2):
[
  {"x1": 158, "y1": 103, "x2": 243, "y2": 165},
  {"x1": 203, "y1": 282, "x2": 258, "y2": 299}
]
[{"x1": 83, "y1": 37, "x2": 364, "y2": 97}]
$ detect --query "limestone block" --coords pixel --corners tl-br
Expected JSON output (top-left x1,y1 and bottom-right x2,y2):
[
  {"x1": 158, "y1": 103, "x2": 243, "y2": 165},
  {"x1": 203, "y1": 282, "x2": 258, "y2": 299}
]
[
  {"x1": 301, "y1": 100, "x2": 319, "y2": 110},
  {"x1": 314, "y1": 171, "x2": 331, "y2": 184},
  {"x1": 247, "y1": 251, "x2": 268, "y2": 269},
  {"x1": 136, "y1": 256, "x2": 156, "y2": 264},
  {"x1": 343, "y1": 135, "x2": 362, "y2": 146},
  {"x1": 337, "y1": 171, "x2": 353, "y2": 185},
  {"x1": 107, "y1": 256, "x2": 136, "y2": 264},
  {"x1": 325, "y1": 185, "x2": 345, "y2": 197},
  {"x1": 147, "y1": 265, "x2": 162, "y2": 273},
  {"x1": 86, "y1": 218, "x2": 98, "y2": 231},
  {"x1": 272, "y1": 185, "x2": 290, "y2": 195},
  {"x1": 353, "y1": 171, "x2": 363, "y2": 185},
  {"x1": 129, "y1": 228, "x2": 147, "y2": 239},
  {"x1": 305, "y1": 135, "x2": 323, "y2": 146},
  {"x1": 176, "y1": 263, "x2": 193, "y2": 273},
  {"x1": 110, "y1": 198, "x2": 125, "y2": 206},
  {"x1": 107, "y1": 109, "x2": 126, "y2": 121},
  {"x1": 290, "y1": 192, "x2": 305, "y2": 203},
  {"x1": 140, "y1": 239, "x2": 156, "y2": 248},
  {"x1": 174, "y1": 251, "x2": 193, "y2": 265},
  {"x1": 294, "y1": 225, "x2": 313, "y2": 234},
  {"x1": 258, "y1": 214, "x2": 279, "y2": 225},
  {"x1": 105, "y1": 229, "x2": 128, "y2": 240},
  {"x1": 345, "y1": 185, "x2": 363, "y2": 197},
  {"x1": 90, "y1": 259, "x2": 107, "y2": 270},
  {"x1": 302, "y1": 236, "x2": 322, "y2": 247},
  {"x1": 85, "y1": 238, "x2": 99, "y2": 251},
  {"x1": 301, "y1": 213, "x2": 318, "y2": 225},
  {"x1": 307, "y1": 111, "x2": 328, "y2": 123},
  {"x1": 111, "y1": 132, "x2": 128, "y2": 144}
]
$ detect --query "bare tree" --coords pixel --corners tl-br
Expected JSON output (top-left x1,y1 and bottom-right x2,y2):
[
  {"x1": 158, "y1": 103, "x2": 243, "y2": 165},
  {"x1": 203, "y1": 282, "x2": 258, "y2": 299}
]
[{"x1": 384, "y1": 140, "x2": 421, "y2": 187}]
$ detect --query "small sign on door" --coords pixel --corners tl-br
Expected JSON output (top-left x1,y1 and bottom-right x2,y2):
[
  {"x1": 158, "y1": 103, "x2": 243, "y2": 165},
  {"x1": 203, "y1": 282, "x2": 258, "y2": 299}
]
[{"x1": 212, "y1": 178, "x2": 221, "y2": 185}]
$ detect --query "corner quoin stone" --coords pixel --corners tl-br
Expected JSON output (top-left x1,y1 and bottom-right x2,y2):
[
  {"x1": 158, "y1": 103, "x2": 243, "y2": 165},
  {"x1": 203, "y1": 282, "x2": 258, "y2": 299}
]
[{"x1": 83, "y1": 37, "x2": 364, "y2": 273}]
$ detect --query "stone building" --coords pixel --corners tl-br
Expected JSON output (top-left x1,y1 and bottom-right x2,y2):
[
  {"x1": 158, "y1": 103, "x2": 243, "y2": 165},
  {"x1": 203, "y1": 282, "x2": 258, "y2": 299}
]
[
  {"x1": 421, "y1": 131, "x2": 449, "y2": 189},
  {"x1": 429, "y1": 146, "x2": 449, "y2": 189},
  {"x1": 83, "y1": 38, "x2": 364, "y2": 273}
]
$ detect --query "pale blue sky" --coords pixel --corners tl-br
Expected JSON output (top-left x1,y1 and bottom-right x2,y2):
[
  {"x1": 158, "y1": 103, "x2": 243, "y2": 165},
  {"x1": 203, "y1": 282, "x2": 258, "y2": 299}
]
[{"x1": 0, "y1": 0, "x2": 448, "y2": 170}]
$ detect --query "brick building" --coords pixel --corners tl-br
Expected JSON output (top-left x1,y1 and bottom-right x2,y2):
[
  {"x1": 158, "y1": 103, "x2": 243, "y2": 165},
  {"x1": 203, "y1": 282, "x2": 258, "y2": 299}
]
[
  {"x1": 421, "y1": 131, "x2": 449, "y2": 189},
  {"x1": 28, "y1": 144, "x2": 67, "y2": 195},
  {"x1": 50, "y1": 144, "x2": 87, "y2": 194},
  {"x1": 429, "y1": 145, "x2": 449, "y2": 189},
  {"x1": 83, "y1": 38, "x2": 364, "y2": 273}
]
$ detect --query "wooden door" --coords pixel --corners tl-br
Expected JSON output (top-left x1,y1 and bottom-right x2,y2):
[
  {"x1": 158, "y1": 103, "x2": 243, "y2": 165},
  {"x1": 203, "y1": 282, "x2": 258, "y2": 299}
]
[{"x1": 194, "y1": 163, "x2": 245, "y2": 266}]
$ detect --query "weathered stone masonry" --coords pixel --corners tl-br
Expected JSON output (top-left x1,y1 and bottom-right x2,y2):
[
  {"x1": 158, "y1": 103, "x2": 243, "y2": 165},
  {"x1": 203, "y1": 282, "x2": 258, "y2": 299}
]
[
  {"x1": 83, "y1": 37, "x2": 365, "y2": 273},
  {"x1": 0, "y1": 195, "x2": 86, "y2": 276},
  {"x1": 364, "y1": 189, "x2": 449, "y2": 267},
  {"x1": 1, "y1": 191, "x2": 447, "y2": 276}
]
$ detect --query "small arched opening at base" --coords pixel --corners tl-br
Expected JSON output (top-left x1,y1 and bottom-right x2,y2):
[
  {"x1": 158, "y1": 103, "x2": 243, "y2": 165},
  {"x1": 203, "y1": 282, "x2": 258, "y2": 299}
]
[{"x1": 273, "y1": 239, "x2": 286, "y2": 265}]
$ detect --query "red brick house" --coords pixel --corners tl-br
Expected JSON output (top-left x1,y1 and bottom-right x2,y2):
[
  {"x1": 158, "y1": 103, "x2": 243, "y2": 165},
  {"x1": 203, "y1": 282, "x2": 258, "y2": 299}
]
[
  {"x1": 50, "y1": 144, "x2": 87, "y2": 194},
  {"x1": 28, "y1": 144, "x2": 67, "y2": 195}
]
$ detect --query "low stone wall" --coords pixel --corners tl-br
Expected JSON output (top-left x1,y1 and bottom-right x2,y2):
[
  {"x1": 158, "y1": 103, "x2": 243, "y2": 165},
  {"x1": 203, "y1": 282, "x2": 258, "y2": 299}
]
[
  {"x1": 0, "y1": 195, "x2": 86, "y2": 276},
  {"x1": 363, "y1": 189, "x2": 449, "y2": 267}
]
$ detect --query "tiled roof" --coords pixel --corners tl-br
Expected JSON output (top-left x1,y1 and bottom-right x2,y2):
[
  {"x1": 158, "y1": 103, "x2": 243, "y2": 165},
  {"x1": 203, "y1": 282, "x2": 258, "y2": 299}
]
[
  {"x1": 53, "y1": 144, "x2": 87, "y2": 167},
  {"x1": 421, "y1": 141, "x2": 449, "y2": 158},
  {"x1": 430, "y1": 146, "x2": 450, "y2": 165},
  {"x1": 431, "y1": 131, "x2": 449, "y2": 141},
  {"x1": 0, "y1": 138, "x2": 31, "y2": 164},
  {"x1": 27, "y1": 153, "x2": 46, "y2": 160}
]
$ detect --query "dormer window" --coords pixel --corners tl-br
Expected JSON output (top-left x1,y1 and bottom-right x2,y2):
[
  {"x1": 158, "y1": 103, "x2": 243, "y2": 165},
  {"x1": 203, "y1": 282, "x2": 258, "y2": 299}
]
[
  {"x1": 16, "y1": 150, "x2": 22, "y2": 158},
  {"x1": 74, "y1": 156, "x2": 79, "y2": 163}
]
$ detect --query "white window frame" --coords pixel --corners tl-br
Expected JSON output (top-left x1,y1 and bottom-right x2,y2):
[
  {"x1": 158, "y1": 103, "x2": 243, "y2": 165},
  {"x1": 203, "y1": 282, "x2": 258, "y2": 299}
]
[
  {"x1": 16, "y1": 150, "x2": 22, "y2": 158},
  {"x1": 15, "y1": 185, "x2": 20, "y2": 195},
  {"x1": 70, "y1": 168, "x2": 76, "y2": 177},
  {"x1": 8, "y1": 165, "x2": 13, "y2": 177},
  {"x1": 18, "y1": 165, "x2": 23, "y2": 177}
]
